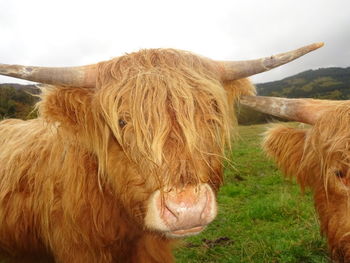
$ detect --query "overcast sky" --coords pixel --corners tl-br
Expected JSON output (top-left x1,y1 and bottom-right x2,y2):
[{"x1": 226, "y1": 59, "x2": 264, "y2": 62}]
[{"x1": 0, "y1": 0, "x2": 349, "y2": 85}]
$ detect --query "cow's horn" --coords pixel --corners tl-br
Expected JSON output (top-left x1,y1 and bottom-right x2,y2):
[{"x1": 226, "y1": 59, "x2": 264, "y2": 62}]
[
  {"x1": 219, "y1": 42, "x2": 324, "y2": 80},
  {"x1": 240, "y1": 95, "x2": 340, "y2": 125},
  {"x1": 0, "y1": 64, "x2": 97, "y2": 88}
]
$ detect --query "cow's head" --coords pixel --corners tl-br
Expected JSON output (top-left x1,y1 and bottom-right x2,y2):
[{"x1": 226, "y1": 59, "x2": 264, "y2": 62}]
[
  {"x1": 0, "y1": 43, "x2": 323, "y2": 238},
  {"x1": 242, "y1": 96, "x2": 350, "y2": 261}
]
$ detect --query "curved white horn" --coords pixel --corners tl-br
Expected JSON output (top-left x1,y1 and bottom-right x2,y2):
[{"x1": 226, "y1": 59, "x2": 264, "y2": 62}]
[
  {"x1": 219, "y1": 42, "x2": 324, "y2": 80},
  {"x1": 240, "y1": 95, "x2": 341, "y2": 125},
  {"x1": 0, "y1": 64, "x2": 97, "y2": 87}
]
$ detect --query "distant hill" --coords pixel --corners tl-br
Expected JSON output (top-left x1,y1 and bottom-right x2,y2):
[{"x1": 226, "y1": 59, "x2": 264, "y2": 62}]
[
  {"x1": 0, "y1": 83, "x2": 40, "y2": 94},
  {"x1": 256, "y1": 67, "x2": 350, "y2": 99}
]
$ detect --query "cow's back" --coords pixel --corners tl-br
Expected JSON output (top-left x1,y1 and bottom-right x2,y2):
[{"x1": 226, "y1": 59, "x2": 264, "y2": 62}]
[
  {"x1": 0, "y1": 118, "x2": 59, "y2": 259},
  {"x1": 0, "y1": 118, "x2": 57, "y2": 186},
  {"x1": 0, "y1": 118, "x2": 124, "y2": 262}
]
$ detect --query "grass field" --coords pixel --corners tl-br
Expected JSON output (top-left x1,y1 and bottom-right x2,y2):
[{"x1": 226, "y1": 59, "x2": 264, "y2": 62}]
[{"x1": 175, "y1": 123, "x2": 330, "y2": 263}]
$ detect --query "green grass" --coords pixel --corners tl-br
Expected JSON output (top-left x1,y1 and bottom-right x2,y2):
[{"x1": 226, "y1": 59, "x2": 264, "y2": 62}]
[{"x1": 175, "y1": 123, "x2": 330, "y2": 263}]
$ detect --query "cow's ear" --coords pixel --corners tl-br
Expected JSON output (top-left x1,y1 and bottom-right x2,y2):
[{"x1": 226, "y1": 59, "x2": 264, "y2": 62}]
[
  {"x1": 263, "y1": 125, "x2": 307, "y2": 177},
  {"x1": 37, "y1": 86, "x2": 95, "y2": 132},
  {"x1": 222, "y1": 78, "x2": 256, "y2": 104}
]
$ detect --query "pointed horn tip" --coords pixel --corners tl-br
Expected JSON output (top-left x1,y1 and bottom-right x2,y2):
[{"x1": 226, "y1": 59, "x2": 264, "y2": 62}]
[{"x1": 310, "y1": 42, "x2": 325, "y2": 50}]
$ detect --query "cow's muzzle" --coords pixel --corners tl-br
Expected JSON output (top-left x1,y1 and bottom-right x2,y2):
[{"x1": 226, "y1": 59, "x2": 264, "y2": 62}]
[{"x1": 145, "y1": 184, "x2": 217, "y2": 238}]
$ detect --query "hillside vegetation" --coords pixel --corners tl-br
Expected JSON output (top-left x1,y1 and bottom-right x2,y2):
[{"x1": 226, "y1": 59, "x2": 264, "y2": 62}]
[
  {"x1": 0, "y1": 84, "x2": 39, "y2": 119},
  {"x1": 257, "y1": 67, "x2": 350, "y2": 99}
]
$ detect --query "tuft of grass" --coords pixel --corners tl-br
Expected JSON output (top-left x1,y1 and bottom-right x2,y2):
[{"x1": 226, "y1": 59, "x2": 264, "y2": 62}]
[{"x1": 175, "y1": 123, "x2": 329, "y2": 263}]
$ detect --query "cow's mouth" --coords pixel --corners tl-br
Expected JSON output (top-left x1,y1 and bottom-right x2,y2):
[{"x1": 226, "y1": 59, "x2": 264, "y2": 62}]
[{"x1": 167, "y1": 225, "x2": 206, "y2": 238}]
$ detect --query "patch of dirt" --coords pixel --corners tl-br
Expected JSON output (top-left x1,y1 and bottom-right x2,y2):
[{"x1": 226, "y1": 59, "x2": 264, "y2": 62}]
[
  {"x1": 234, "y1": 174, "x2": 245, "y2": 181},
  {"x1": 186, "y1": 236, "x2": 234, "y2": 248}
]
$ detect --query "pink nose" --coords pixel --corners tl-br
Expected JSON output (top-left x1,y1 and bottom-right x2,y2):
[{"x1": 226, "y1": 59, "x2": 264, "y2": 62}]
[
  {"x1": 161, "y1": 184, "x2": 214, "y2": 231},
  {"x1": 152, "y1": 184, "x2": 216, "y2": 237},
  {"x1": 144, "y1": 184, "x2": 217, "y2": 237}
]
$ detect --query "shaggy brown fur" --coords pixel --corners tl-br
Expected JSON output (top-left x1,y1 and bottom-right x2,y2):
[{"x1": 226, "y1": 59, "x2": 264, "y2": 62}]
[
  {"x1": 263, "y1": 102, "x2": 350, "y2": 262},
  {"x1": 0, "y1": 49, "x2": 255, "y2": 262}
]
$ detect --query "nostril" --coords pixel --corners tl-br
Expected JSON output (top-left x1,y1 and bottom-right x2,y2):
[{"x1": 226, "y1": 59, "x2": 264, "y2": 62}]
[
  {"x1": 200, "y1": 189, "x2": 210, "y2": 220},
  {"x1": 164, "y1": 203, "x2": 179, "y2": 222}
]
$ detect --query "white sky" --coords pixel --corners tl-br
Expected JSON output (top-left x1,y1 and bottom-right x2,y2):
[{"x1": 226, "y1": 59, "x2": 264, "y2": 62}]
[{"x1": 0, "y1": 0, "x2": 349, "y2": 84}]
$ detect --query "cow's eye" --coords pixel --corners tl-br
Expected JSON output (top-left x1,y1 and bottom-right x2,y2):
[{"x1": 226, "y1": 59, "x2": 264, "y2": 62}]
[
  {"x1": 335, "y1": 170, "x2": 345, "y2": 178},
  {"x1": 118, "y1": 119, "x2": 127, "y2": 128}
]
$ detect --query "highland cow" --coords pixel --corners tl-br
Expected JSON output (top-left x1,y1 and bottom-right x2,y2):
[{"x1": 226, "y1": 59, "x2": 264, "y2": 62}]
[
  {"x1": 0, "y1": 43, "x2": 322, "y2": 263},
  {"x1": 240, "y1": 96, "x2": 350, "y2": 262}
]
